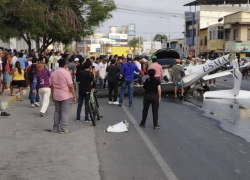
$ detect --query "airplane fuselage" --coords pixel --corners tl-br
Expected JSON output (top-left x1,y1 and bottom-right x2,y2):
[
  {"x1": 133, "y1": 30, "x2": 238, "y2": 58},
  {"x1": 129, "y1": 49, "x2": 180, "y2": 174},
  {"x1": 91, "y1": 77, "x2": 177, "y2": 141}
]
[{"x1": 183, "y1": 54, "x2": 230, "y2": 87}]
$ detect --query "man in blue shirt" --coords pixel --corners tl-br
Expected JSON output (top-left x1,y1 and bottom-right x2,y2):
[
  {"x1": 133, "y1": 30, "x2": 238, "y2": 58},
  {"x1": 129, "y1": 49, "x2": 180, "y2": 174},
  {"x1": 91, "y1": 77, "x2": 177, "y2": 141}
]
[
  {"x1": 17, "y1": 52, "x2": 28, "y2": 70},
  {"x1": 119, "y1": 55, "x2": 139, "y2": 107}
]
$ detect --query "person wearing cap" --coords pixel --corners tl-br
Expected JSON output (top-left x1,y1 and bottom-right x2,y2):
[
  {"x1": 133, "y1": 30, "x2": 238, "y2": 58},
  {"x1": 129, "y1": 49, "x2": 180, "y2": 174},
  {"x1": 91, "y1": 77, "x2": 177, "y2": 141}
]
[
  {"x1": 119, "y1": 54, "x2": 139, "y2": 107},
  {"x1": 171, "y1": 59, "x2": 185, "y2": 98},
  {"x1": 148, "y1": 56, "x2": 163, "y2": 82},
  {"x1": 74, "y1": 58, "x2": 80, "y2": 99}
]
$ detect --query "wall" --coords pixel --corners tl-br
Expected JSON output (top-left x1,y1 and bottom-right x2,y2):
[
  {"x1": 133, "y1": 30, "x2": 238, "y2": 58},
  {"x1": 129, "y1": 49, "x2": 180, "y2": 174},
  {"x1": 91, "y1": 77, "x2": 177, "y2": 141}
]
[
  {"x1": 90, "y1": 44, "x2": 101, "y2": 53},
  {"x1": 209, "y1": 40, "x2": 225, "y2": 51},
  {"x1": 225, "y1": 41, "x2": 236, "y2": 52},
  {"x1": 200, "y1": 29, "x2": 207, "y2": 53},
  {"x1": 225, "y1": 12, "x2": 250, "y2": 24},
  {"x1": 111, "y1": 47, "x2": 130, "y2": 56},
  {"x1": 0, "y1": 40, "x2": 10, "y2": 48},
  {"x1": 240, "y1": 25, "x2": 250, "y2": 41},
  {"x1": 199, "y1": 5, "x2": 248, "y2": 29},
  {"x1": 142, "y1": 41, "x2": 161, "y2": 54}
]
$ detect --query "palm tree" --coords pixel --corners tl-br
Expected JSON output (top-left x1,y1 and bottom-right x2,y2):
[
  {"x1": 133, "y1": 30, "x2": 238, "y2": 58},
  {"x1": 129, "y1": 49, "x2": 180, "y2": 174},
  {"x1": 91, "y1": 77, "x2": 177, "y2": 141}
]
[{"x1": 153, "y1": 34, "x2": 167, "y2": 42}]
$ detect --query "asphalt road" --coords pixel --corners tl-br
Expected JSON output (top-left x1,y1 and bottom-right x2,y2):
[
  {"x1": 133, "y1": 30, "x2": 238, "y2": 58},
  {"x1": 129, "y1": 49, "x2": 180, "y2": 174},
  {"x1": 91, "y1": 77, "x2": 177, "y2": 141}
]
[
  {"x1": 95, "y1": 76, "x2": 250, "y2": 180},
  {"x1": 1, "y1": 76, "x2": 250, "y2": 180}
]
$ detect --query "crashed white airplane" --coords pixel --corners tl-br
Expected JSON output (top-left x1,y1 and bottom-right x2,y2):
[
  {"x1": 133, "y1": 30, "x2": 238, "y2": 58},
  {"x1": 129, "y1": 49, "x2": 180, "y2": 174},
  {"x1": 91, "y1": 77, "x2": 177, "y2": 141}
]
[
  {"x1": 96, "y1": 53, "x2": 250, "y2": 97},
  {"x1": 203, "y1": 56, "x2": 250, "y2": 99}
]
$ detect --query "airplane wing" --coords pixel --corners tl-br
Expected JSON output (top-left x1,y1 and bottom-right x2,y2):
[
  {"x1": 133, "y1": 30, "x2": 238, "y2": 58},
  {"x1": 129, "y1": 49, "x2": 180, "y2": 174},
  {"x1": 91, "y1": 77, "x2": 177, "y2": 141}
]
[
  {"x1": 202, "y1": 71, "x2": 232, "y2": 81},
  {"x1": 240, "y1": 62, "x2": 250, "y2": 69}
]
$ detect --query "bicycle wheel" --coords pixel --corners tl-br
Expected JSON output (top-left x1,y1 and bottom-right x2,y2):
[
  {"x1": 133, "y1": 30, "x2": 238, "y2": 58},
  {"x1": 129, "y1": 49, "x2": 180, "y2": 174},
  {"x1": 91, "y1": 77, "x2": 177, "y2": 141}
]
[
  {"x1": 94, "y1": 97, "x2": 101, "y2": 120},
  {"x1": 89, "y1": 101, "x2": 96, "y2": 126}
]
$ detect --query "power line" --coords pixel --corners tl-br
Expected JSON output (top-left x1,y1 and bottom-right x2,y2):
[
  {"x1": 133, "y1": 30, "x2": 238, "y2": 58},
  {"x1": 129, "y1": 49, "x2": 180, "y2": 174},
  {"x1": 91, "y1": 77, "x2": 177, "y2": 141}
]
[{"x1": 116, "y1": 5, "x2": 250, "y2": 20}]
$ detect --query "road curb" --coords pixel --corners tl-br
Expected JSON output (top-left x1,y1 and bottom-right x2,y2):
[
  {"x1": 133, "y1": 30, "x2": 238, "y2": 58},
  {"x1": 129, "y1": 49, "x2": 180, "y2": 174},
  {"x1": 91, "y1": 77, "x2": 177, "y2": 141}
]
[{"x1": 3, "y1": 88, "x2": 30, "y2": 107}]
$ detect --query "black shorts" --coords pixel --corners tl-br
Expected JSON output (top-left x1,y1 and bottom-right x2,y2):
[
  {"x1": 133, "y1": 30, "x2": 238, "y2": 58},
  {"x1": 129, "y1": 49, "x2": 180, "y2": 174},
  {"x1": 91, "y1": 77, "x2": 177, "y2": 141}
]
[{"x1": 11, "y1": 80, "x2": 25, "y2": 88}]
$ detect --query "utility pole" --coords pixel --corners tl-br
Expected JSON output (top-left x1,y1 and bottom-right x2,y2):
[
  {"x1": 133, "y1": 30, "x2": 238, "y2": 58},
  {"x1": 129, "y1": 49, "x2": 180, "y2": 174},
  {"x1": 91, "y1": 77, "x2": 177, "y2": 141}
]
[
  {"x1": 138, "y1": 33, "x2": 140, "y2": 54},
  {"x1": 168, "y1": 19, "x2": 171, "y2": 40}
]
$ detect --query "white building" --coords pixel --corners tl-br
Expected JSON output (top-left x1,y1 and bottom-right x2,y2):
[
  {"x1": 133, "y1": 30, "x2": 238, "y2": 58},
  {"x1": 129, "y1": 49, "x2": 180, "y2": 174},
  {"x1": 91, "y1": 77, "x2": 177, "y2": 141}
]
[
  {"x1": 142, "y1": 41, "x2": 162, "y2": 54},
  {"x1": 162, "y1": 39, "x2": 186, "y2": 58}
]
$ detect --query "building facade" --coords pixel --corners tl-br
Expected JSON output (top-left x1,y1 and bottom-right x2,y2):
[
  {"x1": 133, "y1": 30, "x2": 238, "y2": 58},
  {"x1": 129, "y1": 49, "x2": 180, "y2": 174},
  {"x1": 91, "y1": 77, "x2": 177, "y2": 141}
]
[
  {"x1": 224, "y1": 12, "x2": 250, "y2": 57},
  {"x1": 184, "y1": 4, "x2": 248, "y2": 57}
]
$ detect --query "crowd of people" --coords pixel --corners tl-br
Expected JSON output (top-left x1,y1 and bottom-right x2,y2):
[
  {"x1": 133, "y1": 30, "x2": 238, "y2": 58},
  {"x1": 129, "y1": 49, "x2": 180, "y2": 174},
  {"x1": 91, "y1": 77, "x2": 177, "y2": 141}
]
[
  {"x1": 0, "y1": 48, "x2": 166, "y2": 131},
  {"x1": 2, "y1": 47, "x2": 249, "y2": 131}
]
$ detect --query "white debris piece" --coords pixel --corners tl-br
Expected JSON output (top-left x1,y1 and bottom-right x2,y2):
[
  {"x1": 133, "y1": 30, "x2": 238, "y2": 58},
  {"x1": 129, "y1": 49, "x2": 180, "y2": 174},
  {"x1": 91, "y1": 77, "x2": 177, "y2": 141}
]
[
  {"x1": 106, "y1": 120, "x2": 129, "y2": 133},
  {"x1": 0, "y1": 102, "x2": 8, "y2": 111}
]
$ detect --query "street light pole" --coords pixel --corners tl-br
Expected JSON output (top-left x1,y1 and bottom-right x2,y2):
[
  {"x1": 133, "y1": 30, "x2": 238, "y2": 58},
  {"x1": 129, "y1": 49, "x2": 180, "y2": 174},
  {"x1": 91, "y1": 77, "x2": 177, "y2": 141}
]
[{"x1": 168, "y1": 19, "x2": 171, "y2": 40}]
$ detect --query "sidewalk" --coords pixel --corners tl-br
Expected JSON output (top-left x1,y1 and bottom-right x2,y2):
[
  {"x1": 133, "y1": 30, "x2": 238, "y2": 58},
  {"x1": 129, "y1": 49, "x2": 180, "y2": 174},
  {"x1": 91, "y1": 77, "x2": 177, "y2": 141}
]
[
  {"x1": 1, "y1": 82, "x2": 29, "y2": 110},
  {"x1": 0, "y1": 99, "x2": 101, "y2": 180}
]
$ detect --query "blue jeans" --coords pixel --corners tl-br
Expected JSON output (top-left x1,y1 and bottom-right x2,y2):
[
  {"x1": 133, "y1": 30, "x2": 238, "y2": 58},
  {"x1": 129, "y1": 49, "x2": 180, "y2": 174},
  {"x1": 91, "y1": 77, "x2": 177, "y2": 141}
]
[
  {"x1": 99, "y1": 78, "x2": 104, "y2": 90},
  {"x1": 119, "y1": 79, "x2": 134, "y2": 104},
  {"x1": 76, "y1": 93, "x2": 90, "y2": 120},
  {"x1": 30, "y1": 85, "x2": 40, "y2": 104}
]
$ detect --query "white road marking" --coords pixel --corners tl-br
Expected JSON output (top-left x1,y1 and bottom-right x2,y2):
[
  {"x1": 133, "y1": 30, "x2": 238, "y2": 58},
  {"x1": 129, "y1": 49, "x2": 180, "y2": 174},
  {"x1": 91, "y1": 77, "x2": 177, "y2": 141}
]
[{"x1": 122, "y1": 106, "x2": 179, "y2": 180}]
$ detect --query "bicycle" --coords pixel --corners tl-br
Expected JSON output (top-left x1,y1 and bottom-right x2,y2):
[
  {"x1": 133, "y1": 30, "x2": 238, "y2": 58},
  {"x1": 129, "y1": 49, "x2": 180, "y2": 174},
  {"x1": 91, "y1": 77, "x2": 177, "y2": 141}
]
[{"x1": 88, "y1": 90, "x2": 101, "y2": 126}]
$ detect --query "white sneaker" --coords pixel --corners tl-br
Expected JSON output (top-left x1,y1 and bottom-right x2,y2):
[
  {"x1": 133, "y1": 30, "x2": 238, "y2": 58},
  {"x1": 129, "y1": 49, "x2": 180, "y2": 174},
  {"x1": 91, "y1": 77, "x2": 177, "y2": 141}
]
[
  {"x1": 31, "y1": 104, "x2": 35, "y2": 108},
  {"x1": 34, "y1": 102, "x2": 40, "y2": 107},
  {"x1": 113, "y1": 101, "x2": 119, "y2": 105},
  {"x1": 109, "y1": 101, "x2": 113, "y2": 105}
]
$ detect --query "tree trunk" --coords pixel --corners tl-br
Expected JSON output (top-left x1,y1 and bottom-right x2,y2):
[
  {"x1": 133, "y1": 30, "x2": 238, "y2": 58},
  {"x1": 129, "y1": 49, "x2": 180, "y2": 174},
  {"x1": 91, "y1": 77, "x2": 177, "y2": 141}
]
[
  {"x1": 39, "y1": 36, "x2": 53, "y2": 55},
  {"x1": 21, "y1": 34, "x2": 32, "y2": 55}
]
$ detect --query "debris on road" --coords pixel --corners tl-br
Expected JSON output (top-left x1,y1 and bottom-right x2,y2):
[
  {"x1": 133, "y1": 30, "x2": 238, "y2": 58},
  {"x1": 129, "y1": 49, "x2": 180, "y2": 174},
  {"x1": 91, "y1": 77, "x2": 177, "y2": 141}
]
[{"x1": 105, "y1": 120, "x2": 129, "y2": 133}]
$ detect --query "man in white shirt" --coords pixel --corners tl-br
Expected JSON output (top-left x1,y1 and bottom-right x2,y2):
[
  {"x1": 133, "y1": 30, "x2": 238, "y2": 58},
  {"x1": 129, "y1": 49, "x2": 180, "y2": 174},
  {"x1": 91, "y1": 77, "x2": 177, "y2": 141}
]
[
  {"x1": 11, "y1": 53, "x2": 18, "y2": 68},
  {"x1": 98, "y1": 58, "x2": 107, "y2": 90},
  {"x1": 134, "y1": 57, "x2": 142, "y2": 85}
]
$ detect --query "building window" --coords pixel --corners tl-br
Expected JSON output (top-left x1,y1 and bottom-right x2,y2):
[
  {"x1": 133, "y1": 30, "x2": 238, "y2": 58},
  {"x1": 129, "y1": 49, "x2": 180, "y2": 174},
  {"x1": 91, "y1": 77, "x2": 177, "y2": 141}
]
[
  {"x1": 205, "y1": 36, "x2": 207, "y2": 45},
  {"x1": 234, "y1": 29, "x2": 239, "y2": 40},
  {"x1": 210, "y1": 31, "x2": 212, "y2": 40},
  {"x1": 225, "y1": 29, "x2": 230, "y2": 41},
  {"x1": 200, "y1": 39, "x2": 203, "y2": 45},
  {"x1": 213, "y1": 30, "x2": 216, "y2": 40},
  {"x1": 218, "y1": 27, "x2": 224, "y2": 39},
  {"x1": 248, "y1": 29, "x2": 250, "y2": 41}
]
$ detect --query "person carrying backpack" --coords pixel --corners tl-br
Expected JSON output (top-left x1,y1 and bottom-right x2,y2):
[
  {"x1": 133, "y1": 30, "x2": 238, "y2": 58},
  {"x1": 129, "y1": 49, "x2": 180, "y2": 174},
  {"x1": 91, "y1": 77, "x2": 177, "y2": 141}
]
[{"x1": 26, "y1": 58, "x2": 40, "y2": 108}]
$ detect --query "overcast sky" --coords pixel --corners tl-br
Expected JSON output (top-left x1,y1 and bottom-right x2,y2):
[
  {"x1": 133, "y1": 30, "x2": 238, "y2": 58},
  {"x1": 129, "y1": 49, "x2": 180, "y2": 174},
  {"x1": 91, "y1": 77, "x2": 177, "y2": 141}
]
[{"x1": 97, "y1": 0, "x2": 194, "y2": 40}]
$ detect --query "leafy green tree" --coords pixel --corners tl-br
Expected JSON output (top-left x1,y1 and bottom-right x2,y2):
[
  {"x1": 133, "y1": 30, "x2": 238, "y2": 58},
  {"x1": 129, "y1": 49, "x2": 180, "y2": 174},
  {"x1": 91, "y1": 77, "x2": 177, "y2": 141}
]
[
  {"x1": 0, "y1": 0, "x2": 116, "y2": 53},
  {"x1": 128, "y1": 37, "x2": 143, "y2": 54},
  {"x1": 153, "y1": 34, "x2": 167, "y2": 42}
]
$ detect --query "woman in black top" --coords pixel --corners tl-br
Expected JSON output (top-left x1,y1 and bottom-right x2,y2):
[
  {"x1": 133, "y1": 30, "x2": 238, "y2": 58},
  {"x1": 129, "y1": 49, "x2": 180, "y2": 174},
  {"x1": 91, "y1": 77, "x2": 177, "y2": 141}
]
[{"x1": 140, "y1": 69, "x2": 161, "y2": 129}]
